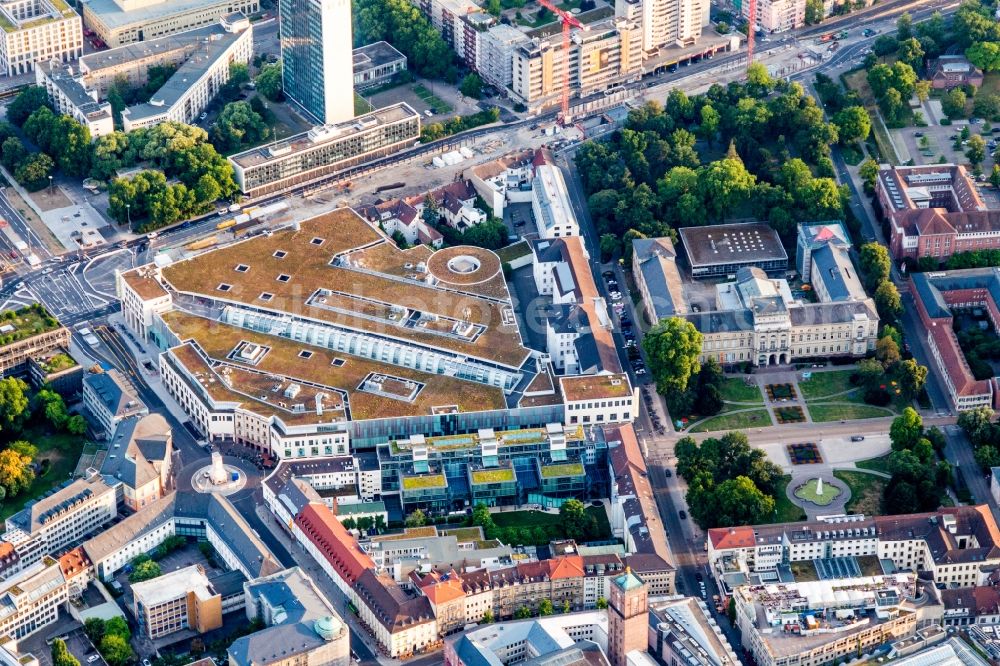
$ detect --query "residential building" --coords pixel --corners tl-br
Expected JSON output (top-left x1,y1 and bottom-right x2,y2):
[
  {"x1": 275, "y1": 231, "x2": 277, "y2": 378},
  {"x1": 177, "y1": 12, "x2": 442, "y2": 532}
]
[
  {"x1": 0, "y1": 0, "x2": 81, "y2": 76},
  {"x1": 910, "y1": 268, "x2": 1000, "y2": 411},
  {"x1": 647, "y1": 596, "x2": 741, "y2": 666},
  {"x1": 293, "y1": 501, "x2": 376, "y2": 599},
  {"x1": 415, "y1": 0, "x2": 477, "y2": 58},
  {"x1": 607, "y1": 424, "x2": 675, "y2": 595},
  {"x1": 679, "y1": 222, "x2": 788, "y2": 279},
  {"x1": 615, "y1": 0, "x2": 708, "y2": 55},
  {"x1": 532, "y1": 154, "x2": 579, "y2": 238},
  {"x1": 685, "y1": 266, "x2": 878, "y2": 367},
  {"x1": 279, "y1": 0, "x2": 353, "y2": 125},
  {"x1": 632, "y1": 237, "x2": 685, "y2": 325},
  {"x1": 3, "y1": 474, "x2": 117, "y2": 565},
  {"x1": 477, "y1": 23, "x2": 528, "y2": 91},
  {"x1": 356, "y1": 199, "x2": 443, "y2": 248},
  {"x1": 232, "y1": 567, "x2": 350, "y2": 666},
  {"x1": 607, "y1": 568, "x2": 647, "y2": 666},
  {"x1": 796, "y1": 221, "x2": 851, "y2": 282},
  {"x1": 0, "y1": 558, "x2": 73, "y2": 639},
  {"x1": 353, "y1": 41, "x2": 406, "y2": 91},
  {"x1": 733, "y1": 575, "x2": 919, "y2": 666},
  {"x1": 82, "y1": 0, "x2": 257, "y2": 48},
  {"x1": 941, "y1": 586, "x2": 1000, "y2": 627},
  {"x1": 444, "y1": 611, "x2": 609, "y2": 666},
  {"x1": 354, "y1": 569, "x2": 438, "y2": 658},
  {"x1": 367, "y1": 528, "x2": 514, "y2": 579},
  {"x1": 83, "y1": 369, "x2": 148, "y2": 439},
  {"x1": 27, "y1": 349, "x2": 83, "y2": 395},
  {"x1": 930, "y1": 56, "x2": 984, "y2": 90},
  {"x1": 101, "y1": 413, "x2": 173, "y2": 511},
  {"x1": 0, "y1": 306, "x2": 71, "y2": 379},
  {"x1": 510, "y1": 17, "x2": 642, "y2": 111},
  {"x1": 118, "y1": 16, "x2": 253, "y2": 131},
  {"x1": 879, "y1": 164, "x2": 995, "y2": 262},
  {"x1": 465, "y1": 148, "x2": 535, "y2": 218},
  {"x1": 744, "y1": 0, "x2": 803, "y2": 33},
  {"x1": 706, "y1": 507, "x2": 1000, "y2": 592},
  {"x1": 131, "y1": 565, "x2": 225, "y2": 639},
  {"x1": 34, "y1": 63, "x2": 114, "y2": 138},
  {"x1": 227, "y1": 104, "x2": 421, "y2": 196}
]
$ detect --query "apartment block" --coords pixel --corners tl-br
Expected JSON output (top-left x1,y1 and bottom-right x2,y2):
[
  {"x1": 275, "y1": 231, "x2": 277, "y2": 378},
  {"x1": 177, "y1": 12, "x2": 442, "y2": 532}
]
[
  {"x1": 3, "y1": 474, "x2": 117, "y2": 565},
  {"x1": 83, "y1": 369, "x2": 148, "y2": 439},
  {"x1": 0, "y1": 306, "x2": 71, "y2": 379},
  {"x1": 34, "y1": 63, "x2": 114, "y2": 138},
  {"x1": 708, "y1": 507, "x2": 1000, "y2": 592},
  {"x1": 615, "y1": 0, "x2": 707, "y2": 55},
  {"x1": 744, "y1": 0, "x2": 804, "y2": 33},
  {"x1": 132, "y1": 565, "x2": 225, "y2": 639},
  {"x1": 476, "y1": 23, "x2": 528, "y2": 90},
  {"x1": 227, "y1": 104, "x2": 421, "y2": 196},
  {"x1": 734, "y1": 575, "x2": 919, "y2": 666},
  {"x1": 82, "y1": 0, "x2": 257, "y2": 48},
  {"x1": 510, "y1": 17, "x2": 642, "y2": 111},
  {"x1": 0, "y1": 0, "x2": 81, "y2": 76},
  {"x1": 0, "y1": 558, "x2": 72, "y2": 639}
]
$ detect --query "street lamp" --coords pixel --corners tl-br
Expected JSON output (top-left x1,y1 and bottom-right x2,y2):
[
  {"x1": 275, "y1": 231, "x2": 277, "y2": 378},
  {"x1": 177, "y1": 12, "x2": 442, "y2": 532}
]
[
  {"x1": 125, "y1": 203, "x2": 131, "y2": 226},
  {"x1": 47, "y1": 175, "x2": 53, "y2": 193}
]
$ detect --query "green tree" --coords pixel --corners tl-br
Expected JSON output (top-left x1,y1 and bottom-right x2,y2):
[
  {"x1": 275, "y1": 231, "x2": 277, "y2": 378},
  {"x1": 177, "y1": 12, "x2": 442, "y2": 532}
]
[
  {"x1": 897, "y1": 11, "x2": 913, "y2": 40},
  {"x1": 875, "y1": 281, "x2": 903, "y2": 321},
  {"x1": 0, "y1": 449, "x2": 33, "y2": 497},
  {"x1": 710, "y1": 476, "x2": 776, "y2": 527},
  {"x1": 859, "y1": 158, "x2": 880, "y2": 192},
  {"x1": 481, "y1": 609, "x2": 494, "y2": 623},
  {"x1": 256, "y1": 62, "x2": 283, "y2": 101},
  {"x1": 341, "y1": 517, "x2": 356, "y2": 530},
  {"x1": 833, "y1": 106, "x2": 871, "y2": 144},
  {"x1": 561, "y1": 600, "x2": 571, "y2": 614},
  {"x1": 14, "y1": 153, "x2": 54, "y2": 191},
  {"x1": 642, "y1": 317, "x2": 703, "y2": 396},
  {"x1": 967, "y1": 134, "x2": 987, "y2": 167},
  {"x1": 7, "y1": 86, "x2": 51, "y2": 126},
  {"x1": 890, "y1": 407, "x2": 923, "y2": 451},
  {"x1": 129, "y1": 559, "x2": 161, "y2": 582},
  {"x1": 599, "y1": 233, "x2": 618, "y2": 261},
  {"x1": 405, "y1": 509, "x2": 427, "y2": 528},
  {"x1": 211, "y1": 101, "x2": 270, "y2": 153},
  {"x1": 896, "y1": 37, "x2": 924, "y2": 71},
  {"x1": 0, "y1": 377, "x2": 29, "y2": 433},
  {"x1": 943, "y1": 87, "x2": 968, "y2": 119},
  {"x1": 0, "y1": 136, "x2": 26, "y2": 171},
  {"x1": 596, "y1": 596, "x2": 608, "y2": 609},
  {"x1": 515, "y1": 606, "x2": 532, "y2": 619},
  {"x1": 856, "y1": 357, "x2": 886, "y2": 390},
  {"x1": 459, "y1": 73, "x2": 484, "y2": 99},
  {"x1": 895, "y1": 359, "x2": 928, "y2": 399},
  {"x1": 698, "y1": 156, "x2": 756, "y2": 220},
  {"x1": 538, "y1": 599, "x2": 554, "y2": 616},
  {"x1": 876, "y1": 336, "x2": 901, "y2": 367},
  {"x1": 859, "y1": 242, "x2": 891, "y2": 290},
  {"x1": 915, "y1": 80, "x2": 931, "y2": 103},
  {"x1": 51, "y1": 639, "x2": 80, "y2": 666},
  {"x1": 99, "y1": 634, "x2": 132, "y2": 666},
  {"x1": 355, "y1": 0, "x2": 456, "y2": 80},
  {"x1": 560, "y1": 499, "x2": 587, "y2": 540},
  {"x1": 805, "y1": 0, "x2": 823, "y2": 24},
  {"x1": 967, "y1": 41, "x2": 1000, "y2": 72}
]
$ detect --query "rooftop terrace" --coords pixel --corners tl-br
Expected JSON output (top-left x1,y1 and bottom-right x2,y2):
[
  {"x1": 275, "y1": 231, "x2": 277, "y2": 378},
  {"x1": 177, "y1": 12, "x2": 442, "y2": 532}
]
[{"x1": 0, "y1": 305, "x2": 61, "y2": 344}]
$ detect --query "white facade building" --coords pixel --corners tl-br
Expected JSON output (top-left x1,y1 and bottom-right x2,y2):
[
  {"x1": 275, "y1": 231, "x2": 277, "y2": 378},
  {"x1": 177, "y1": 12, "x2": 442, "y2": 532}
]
[
  {"x1": 532, "y1": 163, "x2": 579, "y2": 239},
  {"x1": 34, "y1": 63, "x2": 113, "y2": 137},
  {"x1": 0, "y1": 0, "x2": 81, "y2": 76},
  {"x1": 477, "y1": 23, "x2": 528, "y2": 90}
]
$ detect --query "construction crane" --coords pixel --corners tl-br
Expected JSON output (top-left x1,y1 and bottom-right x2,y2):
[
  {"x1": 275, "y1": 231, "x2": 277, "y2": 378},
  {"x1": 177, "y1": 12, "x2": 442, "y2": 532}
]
[
  {"x1": 537, "y1": 0, "x2": 586, "y2": 124},
  {"x1": 745, "y1": 0, "x2": 757, "y2": 73}
]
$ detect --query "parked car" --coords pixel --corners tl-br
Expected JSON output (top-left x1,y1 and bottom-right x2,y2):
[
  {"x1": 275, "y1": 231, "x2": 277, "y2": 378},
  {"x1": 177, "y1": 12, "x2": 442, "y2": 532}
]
[
  {"x1": 679, "y1": 510, "x2": 687, "y2": 519},
  {"x1": 850, "y1": 435, "x2": 865, "y2": 442}
]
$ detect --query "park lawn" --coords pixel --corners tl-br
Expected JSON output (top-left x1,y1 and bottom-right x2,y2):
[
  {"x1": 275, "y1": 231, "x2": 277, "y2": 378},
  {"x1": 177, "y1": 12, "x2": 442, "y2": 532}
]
[
  {"x1": 353, "y1": 93, "x2": 374, "y2": 116},
  {"x1": 834, "y1": 470, "x2": 886, "y2": 516},
  {"x1": 855, "y1": 454, "x2": 891, "y2": 475},
  {"x1": 492, "y1": 506, "x2": 611, "y2": 539},
  {"x1": 798, "y1": 370, "x2": 856, "y2": 400},
  {"x1": 0, "y1": 428, "x2": 84, "y2": 528},
  {"x1": 807, "y1": 403, "x2": 894, "y2": 422},
  {"x1": 689, "y1": 409, "x2": 771, "y2": 433},
  {"x1": 719, "y1": 378, "x2": 763, "y2": 403},
  {"x1": 771, "y1": 476, "x2": 807, "y2": 524}
]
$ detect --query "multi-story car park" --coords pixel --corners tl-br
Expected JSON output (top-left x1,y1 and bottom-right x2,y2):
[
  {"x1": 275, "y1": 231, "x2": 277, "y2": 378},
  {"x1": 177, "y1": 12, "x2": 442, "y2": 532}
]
[
  {"x1": 0, "y1": 0, "x2": 81, "y2": 76},
  {"x1": 117, "y1": 208, "x2": 635, "y2": 515}
]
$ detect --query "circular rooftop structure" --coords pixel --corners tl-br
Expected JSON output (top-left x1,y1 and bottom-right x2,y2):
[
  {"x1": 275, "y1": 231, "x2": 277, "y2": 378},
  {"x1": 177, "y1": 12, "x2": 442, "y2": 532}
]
[
  {"x1": 314, "y1": 616, "x2": 344, "y2": 641},
  {"x1": 427, "y1": 246, "x2": 501, "y2": 286}
]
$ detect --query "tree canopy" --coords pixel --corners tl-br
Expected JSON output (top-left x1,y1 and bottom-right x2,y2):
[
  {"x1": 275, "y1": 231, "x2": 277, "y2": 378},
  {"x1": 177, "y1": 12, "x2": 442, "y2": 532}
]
[{"x1": 642, "y1": 317, "x2": 703, "y2": 396}]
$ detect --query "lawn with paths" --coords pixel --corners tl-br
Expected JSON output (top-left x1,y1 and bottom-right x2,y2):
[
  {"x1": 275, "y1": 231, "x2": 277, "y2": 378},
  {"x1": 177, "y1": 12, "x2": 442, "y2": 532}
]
[
  {"x1": 689, "y1": 409, "x2": 771, "y2": 433},
  {"x1": 808, "y1": 403, "x2": 894, "y2": 422},
  {"x1": 772, "y1": 475, "x2": 807, "y2": 523},
  {"x1": 0, "y1": 428, "x2": 85, "y2": 528},
  {"x1": 798, "y1": 370, "x2": 856, "y2": 400},
  {"x1": 719, "y1": 377, "x2": 763, "y2": 403},
  {"x1": 834, "y1": 470, "x2": 885, "y2": 515}
]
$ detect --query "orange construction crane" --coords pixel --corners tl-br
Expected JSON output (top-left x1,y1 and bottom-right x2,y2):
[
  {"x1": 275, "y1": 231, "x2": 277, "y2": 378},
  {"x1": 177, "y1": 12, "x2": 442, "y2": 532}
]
[
  {"x1": 537, "y1": 0, "x2": 585, "y2": 123},
  {"x1": 746, "y1": 0, "x2": 757, "y2": 73}
]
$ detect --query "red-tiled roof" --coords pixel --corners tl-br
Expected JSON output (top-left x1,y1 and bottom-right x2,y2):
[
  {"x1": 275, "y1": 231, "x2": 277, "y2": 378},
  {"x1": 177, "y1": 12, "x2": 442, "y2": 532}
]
[
  {"x1": 295, "y1": 503, "x2": 375, "y2": 585},
  {"x1": 708, "y1": 526, "x2": 757, "y2": 550},
  {"x1": 59, "y1": 547, "x2": 90, "y2": 578}
]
